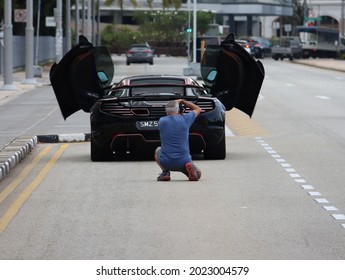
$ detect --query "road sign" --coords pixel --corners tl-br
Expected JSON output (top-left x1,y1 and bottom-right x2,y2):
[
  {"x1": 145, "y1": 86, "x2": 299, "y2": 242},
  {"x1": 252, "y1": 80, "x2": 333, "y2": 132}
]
[
  {"x1": 305, "y1": 17, "x2": 322, "y2": 21},
  {"x1": 14, "y1": 9, "x2": 27, "y2": 22},
  {"x1": 46, "y1": 17, "x2": 56, "y2": 27}
]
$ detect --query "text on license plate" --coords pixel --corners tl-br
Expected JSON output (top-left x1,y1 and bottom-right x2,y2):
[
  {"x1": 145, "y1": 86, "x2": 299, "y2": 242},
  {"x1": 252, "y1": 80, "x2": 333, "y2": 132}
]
[{"x1": 136, "y1": 120, "x2": 159, "y2": 130}]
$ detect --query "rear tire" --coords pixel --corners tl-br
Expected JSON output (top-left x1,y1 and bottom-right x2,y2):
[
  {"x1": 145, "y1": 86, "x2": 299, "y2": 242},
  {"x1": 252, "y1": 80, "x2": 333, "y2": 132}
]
[
  {"x1": 204, "y1": 131, "x2": 226, "y2": 160},
  {"x1": 91, "y1": 137, "x2": 112, "y2": 161}
]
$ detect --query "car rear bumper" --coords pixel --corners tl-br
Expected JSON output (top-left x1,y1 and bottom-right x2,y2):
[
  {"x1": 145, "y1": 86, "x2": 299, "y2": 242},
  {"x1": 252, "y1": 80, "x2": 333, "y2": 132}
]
[
  {"x1": 91, "y1": 122, "x2": 224, "y2": 155},
  {"x1": 126, "y1": 56, "x2": 153, "y2": 63}
]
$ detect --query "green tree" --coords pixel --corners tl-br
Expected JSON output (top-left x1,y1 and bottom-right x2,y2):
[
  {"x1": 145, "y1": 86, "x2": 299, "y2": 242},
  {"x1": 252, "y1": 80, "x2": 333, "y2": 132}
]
[{"x1": 162, "y1": 0, "x2": 182, "y2": 10}]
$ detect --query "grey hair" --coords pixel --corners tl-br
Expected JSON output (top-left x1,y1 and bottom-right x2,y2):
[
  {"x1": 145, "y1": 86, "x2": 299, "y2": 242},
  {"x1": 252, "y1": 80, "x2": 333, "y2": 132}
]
[{"x1": 165, "y1": 100, "x2": 179, "y2": 114}]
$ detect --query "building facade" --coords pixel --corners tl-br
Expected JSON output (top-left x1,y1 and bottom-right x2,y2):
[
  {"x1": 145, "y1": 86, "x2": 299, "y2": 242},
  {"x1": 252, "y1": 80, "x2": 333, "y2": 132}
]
[{"x1": 100, "y1": 0, "x2": 345, "y2": 39}]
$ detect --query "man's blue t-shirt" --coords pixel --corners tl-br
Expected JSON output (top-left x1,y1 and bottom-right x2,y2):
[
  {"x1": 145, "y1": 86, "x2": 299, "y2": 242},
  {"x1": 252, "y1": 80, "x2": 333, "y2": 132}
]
[{"x1": 159, "y1": 112, "x2": 196, "y2": 168}]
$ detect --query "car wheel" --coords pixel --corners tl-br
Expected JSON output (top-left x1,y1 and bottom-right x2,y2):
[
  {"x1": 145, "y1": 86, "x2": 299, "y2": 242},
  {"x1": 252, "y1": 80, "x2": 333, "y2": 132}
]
[
  {"x1": 91, "y1": 137, "x2": 112, "y2": 161},
  {"x1": 204, "y1": 131, "x2": 226, "y2": 160}
]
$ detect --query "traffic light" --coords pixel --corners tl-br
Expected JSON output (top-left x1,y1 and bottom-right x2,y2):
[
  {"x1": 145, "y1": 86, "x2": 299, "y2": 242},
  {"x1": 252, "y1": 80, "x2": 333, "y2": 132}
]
[{"x1": 186, "y1": 28, "x2": 192, "y2": 33}]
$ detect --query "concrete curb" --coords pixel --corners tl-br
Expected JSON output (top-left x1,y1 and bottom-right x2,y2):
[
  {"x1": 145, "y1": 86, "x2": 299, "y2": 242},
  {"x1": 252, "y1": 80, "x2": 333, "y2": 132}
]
[
  {"x1": 0, "y1": 133, "x2": 90, "y2": 181},
  {"x1": 36, "y1": 133, "x2": 91, "y2": 143},
  {"x1": 0, "y1": 136, "x2": 38, "y2": 181}
]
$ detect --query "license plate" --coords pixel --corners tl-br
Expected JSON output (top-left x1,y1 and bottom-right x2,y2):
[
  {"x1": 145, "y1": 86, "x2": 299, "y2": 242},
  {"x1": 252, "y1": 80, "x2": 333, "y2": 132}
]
[{"x1": 136, "y1": 120, "x2": 159, "y2": 130}]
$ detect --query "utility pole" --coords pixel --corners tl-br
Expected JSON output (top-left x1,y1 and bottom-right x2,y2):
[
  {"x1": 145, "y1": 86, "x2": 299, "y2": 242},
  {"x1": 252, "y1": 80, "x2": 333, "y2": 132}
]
[
  {"x1": 1, "y1": 0, "x2": 17, "y2": 91},
  {"x1": 75, "y1": 0, "x2": 80, "y2": 42},
  {"x1": 87, "y1": 0, "x2": 92, "y2": 41},
  {"x1": 187, "y1": 0, "x2": 191, "y2": 63},
  {"x1": 97, "y1": 0, "x2": 101, "y2": 45},
  {"x1": 23, "y1": 0, "x2": 36, "y2": 84},
  {"x1": 55, "y1": 0, "x2": 63, "y2": 62},
  {"x1": 66, "y1": 0, "x2": 72, "y2": 51},
  {"x1": 192, "y1": 0, "x2": 197, "y2": 63},
  {"x1": 341, "y1": 0, "x2": 345, "y2": 37},
  {"x1": 82, "y1": 0, "x2": 85, "y2": 35}
]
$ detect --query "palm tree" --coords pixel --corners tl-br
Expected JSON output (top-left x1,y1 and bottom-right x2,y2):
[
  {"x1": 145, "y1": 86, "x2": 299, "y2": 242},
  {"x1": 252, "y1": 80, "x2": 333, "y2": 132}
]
[{"x1": 162, "y1": 0, "x2": 182, "y2": 10}]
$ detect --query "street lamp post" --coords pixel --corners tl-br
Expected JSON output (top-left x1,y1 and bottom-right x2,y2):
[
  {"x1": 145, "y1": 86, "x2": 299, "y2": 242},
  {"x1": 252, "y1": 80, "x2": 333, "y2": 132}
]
[
  {"x1": 192, "y1": 0, "x2": 197, "y2": 63},
  {"x1": 341, "y1": 0, "x2": 345, "y2": 37},
  {"x1": 23, "y1": 0, "x2": 36, "y2": 84},
  {"x1": 56, "y1": 0, "x2": 63, "y2": 62},
  {"x1": 75, "y1": 0, "x2": 80, "y2": 42},
  {"x1": 66, "y1": 0, "x2": 72, "y2": 51},
  {"x1": 1, "y1": 0, "x2": 17, "y2": 91}
]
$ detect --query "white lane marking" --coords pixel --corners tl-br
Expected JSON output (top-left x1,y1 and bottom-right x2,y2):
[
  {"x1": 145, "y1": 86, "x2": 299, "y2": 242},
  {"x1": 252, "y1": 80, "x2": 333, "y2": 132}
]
[
  {"x1": 301, "y1": 184, "x2": 314, "y2": 190},
  {"x1": 315, "y1": 198, "x2": 329, "y2": 204},
  {"x1": 295, "y1": 179, "x2": 307, "y2": 183},
  {"x1": 255, "y1": 137, "x2": 345, "y2": 230},
  {"x1": 272, "y1": 154, "x2": 281, "y2": 158},
  {"x1": 324, "y1": 206, "x2": 338, "y2": 211},
  {"x1": 225, "y1": 125, "x2": 235, "y2": 137},
  {"x1": 308, "y1": 191, "x2": 321, "y2": 196},
  {"x1": 316, "y1": 95, "x2": 331, "y2": 100},
  {"x1": 285, "y1": 168, "x2": 296, "y2": 173},
  {"x1": 332, "y1": 214, "x2": 345, "y2": 220}
]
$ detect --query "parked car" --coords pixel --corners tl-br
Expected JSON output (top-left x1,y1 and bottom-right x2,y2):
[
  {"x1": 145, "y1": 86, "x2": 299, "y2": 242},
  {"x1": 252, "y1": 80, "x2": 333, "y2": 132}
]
[
  {"x1": 235, "y1": 39, "x2": 252, "y2": 55},
  {"x1": 271, "y1": 36, "x2": 303, "y2": 61},
  {"x1": 247, "y1": 36, "x2": 272, "y2": 58},
  {"x1": 126, "y1": 44, "x2": 154, "y2": 65},
  {"x1": 49, "y1": 35, "x2": 265, "y2": 161}
]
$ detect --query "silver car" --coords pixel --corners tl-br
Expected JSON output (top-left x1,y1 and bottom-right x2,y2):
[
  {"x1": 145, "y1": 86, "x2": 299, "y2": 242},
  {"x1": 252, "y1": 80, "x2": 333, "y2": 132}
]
[{"x1": 126, "y1": 44, "x2": 154, "y2": 65}]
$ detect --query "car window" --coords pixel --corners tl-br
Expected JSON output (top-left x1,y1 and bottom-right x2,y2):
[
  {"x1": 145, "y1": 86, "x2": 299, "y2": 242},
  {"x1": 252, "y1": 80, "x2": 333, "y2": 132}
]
[
  {"x1": 130, "y1": 78, "x2": 185, "y2": 85},
  {"x1": 108, "y1": 88, "x2": 129, "y2": 97},
  {"x1": 131, "y1": 86, "x2": 184, "y2": 96},
  {"x1": 93, "y1": 46, "x2": 114, "y2": 89},
  {"x1": 128, "y1": 47, "x2": 152, "y2": 52},
  {"x1": 186, "y1": 87, "x2": 210, "y2": 97}
]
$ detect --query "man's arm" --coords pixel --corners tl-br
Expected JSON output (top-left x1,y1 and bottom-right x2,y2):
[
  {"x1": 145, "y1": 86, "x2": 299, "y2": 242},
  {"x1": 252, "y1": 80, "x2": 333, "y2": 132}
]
[{"x1": 177, "y1": 99, "x2": 202, "y2": 117}]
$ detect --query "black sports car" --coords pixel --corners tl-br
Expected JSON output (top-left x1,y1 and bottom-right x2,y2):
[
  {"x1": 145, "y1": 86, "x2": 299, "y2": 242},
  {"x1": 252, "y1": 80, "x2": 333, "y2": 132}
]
[{"x1": 50, "y1": 34, "x2": 265, "y2": 161}]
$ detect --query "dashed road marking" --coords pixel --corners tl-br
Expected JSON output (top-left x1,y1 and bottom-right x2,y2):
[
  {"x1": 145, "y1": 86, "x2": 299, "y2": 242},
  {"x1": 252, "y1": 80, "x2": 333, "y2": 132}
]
[
  {"x1": 255, "y1": 137, "x2": 345, "y2": 230},
  {"x1": 316, "y1": 95, "x2": 331, "y2": 100}
]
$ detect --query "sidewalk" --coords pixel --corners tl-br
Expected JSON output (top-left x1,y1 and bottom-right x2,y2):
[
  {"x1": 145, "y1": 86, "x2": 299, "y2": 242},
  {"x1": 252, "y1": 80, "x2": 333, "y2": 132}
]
[
  {"x1": 0, "y1": 66, "x2": 51, "y2": 180},
  {"x1": 292, "y1": 58, "x2": 345, "y2": 72},
  {"x1": 0, "y1": 66, "x2": 51, "y2": 106}
]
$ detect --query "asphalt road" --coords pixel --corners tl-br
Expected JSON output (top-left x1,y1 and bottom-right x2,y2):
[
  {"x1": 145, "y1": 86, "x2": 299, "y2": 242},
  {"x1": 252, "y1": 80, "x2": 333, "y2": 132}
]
[{"x1": 1, "y1": 57, "x2": 345, "y2": 260}]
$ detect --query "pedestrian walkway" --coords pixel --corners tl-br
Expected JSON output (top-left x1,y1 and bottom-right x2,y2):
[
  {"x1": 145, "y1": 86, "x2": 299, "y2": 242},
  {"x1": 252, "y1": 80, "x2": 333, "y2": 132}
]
[
  {"x1": 292, "y1": 58, "x2": 345, "y2": 72},
  {"x1": 0, "y1": 66, "x2": 51, "y2": 106}
]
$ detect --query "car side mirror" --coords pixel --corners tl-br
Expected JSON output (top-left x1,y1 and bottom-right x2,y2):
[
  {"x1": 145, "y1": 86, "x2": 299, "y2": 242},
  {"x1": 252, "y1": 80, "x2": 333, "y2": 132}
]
[
  {"x1": 97, "y1": 71, "x2": 109, "y2": 84},
  {"x1": 206, "y1": 70, "x2": 217, "y2": 82}
]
